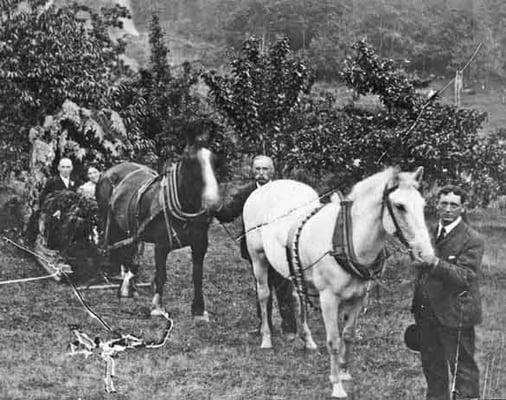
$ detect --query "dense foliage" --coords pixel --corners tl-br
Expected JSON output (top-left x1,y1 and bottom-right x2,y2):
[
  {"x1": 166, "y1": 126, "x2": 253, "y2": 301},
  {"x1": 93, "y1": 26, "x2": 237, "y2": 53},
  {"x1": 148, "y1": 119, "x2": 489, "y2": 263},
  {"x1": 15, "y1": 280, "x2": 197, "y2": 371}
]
[
  {"x1": 0, "y1": 0, "x2": 129, "y2": 176},
  {"x1": 206, "y1": 37, "x2": 505, "y2": 206},
  {"x1": 0, "y1": 0, "x2": 504, "y2": 208},
  {"x1": 107, "y1": 14, "x2": 234, "y2": 174},
  {"x1": 127, "y1": 0, "x2": 506, "y2": 83},
  {"x1": 203, "y1": 36, "x2": 313, "y2": 171}
]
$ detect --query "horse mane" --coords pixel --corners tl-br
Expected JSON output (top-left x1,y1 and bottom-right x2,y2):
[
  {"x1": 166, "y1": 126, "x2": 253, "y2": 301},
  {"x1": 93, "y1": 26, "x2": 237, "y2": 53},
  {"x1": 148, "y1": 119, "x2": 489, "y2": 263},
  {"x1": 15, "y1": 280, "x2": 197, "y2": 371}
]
[
  {"x1": 348, "y1": 167, "x2": 421, "y2": 203},
  {"x1": 348, "y1": 167, "x2": 398, "y2": 201}
]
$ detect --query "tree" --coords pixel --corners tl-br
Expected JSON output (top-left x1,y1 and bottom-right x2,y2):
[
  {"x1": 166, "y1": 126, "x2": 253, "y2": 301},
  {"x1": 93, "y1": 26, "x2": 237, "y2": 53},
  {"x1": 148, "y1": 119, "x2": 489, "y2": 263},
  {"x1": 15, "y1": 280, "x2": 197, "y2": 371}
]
[
  {"x1": 287, "y1": 40, "x2": 506, "y2": 206},
  {"x1": 0, "y1": 0, "x2": 129, "y2": 177},
  {"x1": 340, "y1": 38, "x2": 419, "y2": 112},
  {"x1": 203, "y1": 36, "x2": 314, "y2": 171},
  {"x1": 108, "y1": 13, "x2": 233, "y2": 173}
]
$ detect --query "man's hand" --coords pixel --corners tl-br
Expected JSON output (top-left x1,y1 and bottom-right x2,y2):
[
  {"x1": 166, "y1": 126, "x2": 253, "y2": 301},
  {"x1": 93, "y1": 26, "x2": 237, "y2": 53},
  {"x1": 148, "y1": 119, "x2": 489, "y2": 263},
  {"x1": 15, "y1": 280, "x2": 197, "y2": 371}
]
[{"x1": 412, "y1": 256, "x2": 439, "y2": 272}]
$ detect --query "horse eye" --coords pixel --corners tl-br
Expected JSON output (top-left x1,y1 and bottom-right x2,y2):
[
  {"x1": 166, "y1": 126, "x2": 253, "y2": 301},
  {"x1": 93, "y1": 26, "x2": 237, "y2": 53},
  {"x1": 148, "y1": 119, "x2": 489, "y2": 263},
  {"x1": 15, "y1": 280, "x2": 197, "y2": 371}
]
[{"x1": 395, "y1": 204, "x2": 406, "y2": 212}]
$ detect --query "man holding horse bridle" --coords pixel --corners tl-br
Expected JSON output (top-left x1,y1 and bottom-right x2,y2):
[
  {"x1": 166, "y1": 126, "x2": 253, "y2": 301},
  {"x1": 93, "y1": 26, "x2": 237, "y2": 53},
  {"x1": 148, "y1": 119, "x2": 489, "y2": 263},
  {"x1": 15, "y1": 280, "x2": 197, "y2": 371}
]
[
  {"x1": 410, "y1": 185, "x2": 484, "y2": 400},
  {"x1": 216, "y1": 155, "x2": 297, "y2": 338}
]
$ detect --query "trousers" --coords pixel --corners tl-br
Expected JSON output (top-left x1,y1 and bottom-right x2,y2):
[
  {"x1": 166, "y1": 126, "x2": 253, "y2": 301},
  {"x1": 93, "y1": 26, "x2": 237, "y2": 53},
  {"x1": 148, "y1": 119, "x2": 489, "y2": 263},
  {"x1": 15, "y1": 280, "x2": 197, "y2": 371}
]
[{"x1": 417, "y1": 314, "x2": 479, "y2": 400}]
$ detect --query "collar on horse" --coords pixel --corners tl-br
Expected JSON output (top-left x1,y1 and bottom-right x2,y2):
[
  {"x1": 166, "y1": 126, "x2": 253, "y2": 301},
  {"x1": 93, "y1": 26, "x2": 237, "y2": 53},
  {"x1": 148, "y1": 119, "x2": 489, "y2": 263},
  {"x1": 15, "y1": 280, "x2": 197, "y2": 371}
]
[
  {"x1": 331, "y1": 191, "x2": 386, "y2": 281},
  {"x1": 161, "y1": 162, "x2": 207, "y2": 221}
]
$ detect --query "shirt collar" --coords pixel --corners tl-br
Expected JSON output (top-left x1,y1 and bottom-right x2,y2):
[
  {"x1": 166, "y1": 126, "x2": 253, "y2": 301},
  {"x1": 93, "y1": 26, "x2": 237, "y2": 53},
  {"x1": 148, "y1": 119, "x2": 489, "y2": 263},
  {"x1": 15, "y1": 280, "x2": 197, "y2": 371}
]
[
  {"x1": 256, "y1": 179, "x2": 272, "y2": 188},
  {"x1": 60, "y1": 175, "x2": 70, "y2": 187},
  {"x1": 438, "y1": 216, "x2": 462, "y2": 236}
]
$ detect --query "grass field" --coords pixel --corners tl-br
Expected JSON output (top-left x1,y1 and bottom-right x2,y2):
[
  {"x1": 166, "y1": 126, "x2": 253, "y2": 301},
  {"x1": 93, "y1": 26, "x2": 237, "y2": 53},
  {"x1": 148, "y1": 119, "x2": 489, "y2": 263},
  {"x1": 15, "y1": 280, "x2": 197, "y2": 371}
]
[{"x1": 1, "y1": 213, "x2": 505, "y2": 400}]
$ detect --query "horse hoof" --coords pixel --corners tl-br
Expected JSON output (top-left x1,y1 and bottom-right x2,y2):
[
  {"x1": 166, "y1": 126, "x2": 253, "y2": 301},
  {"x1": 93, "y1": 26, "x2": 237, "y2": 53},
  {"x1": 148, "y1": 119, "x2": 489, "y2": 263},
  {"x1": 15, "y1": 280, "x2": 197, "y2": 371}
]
[
  {"x1": 339, "y1": 370, "x2": 352, "y2": 381},
  {"x1": 331, "y1": 383, "x2": 347, "y2": 398},
  {"x1": 150, "y1": 308, "x2": 167, "y2": 317},
  {"x1": 304, "y1": 340, "x2": 318, "y2": 350},
  {"x1": 193, "y1": 311, "x2": 209, "y2": 323},
  {"x1": 260, "y1": 337, "x2": 272, "y2": 349}
]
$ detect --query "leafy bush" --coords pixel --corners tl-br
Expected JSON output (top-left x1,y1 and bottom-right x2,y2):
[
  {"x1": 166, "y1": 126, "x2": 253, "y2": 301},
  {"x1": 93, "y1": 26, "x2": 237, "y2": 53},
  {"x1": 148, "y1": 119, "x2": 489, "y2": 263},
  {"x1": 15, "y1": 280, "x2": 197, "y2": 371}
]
[
  {"x1": 0, "y1": 0, "x2": 129, "y2": 177},
  {"x1": 203, "y1": 35, "x2": 314, "y2": 171}
]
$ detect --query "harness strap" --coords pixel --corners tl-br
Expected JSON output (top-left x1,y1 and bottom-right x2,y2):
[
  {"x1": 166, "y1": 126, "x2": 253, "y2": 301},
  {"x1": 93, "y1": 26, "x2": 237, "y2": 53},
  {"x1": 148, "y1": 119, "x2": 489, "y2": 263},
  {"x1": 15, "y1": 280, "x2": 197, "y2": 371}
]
[
  {"x1": 331, "y1": 191, "x2": 386, "y2": 281},
  {"x1": 287, "y1": 206, "x2": 324, "y2": 312},
  {"x1": 383, "y1": 185, "x2": 413, "y2": 257},
  {"x1": 104, "y1": 167, "x2": 156, "y2": 249},
  {"x1": 166, "y1": 163, "x2": 206, "y2": 220},
  {"x1": 105, "y1": 174, "x2": 159, "y2": 251},
  {"x1": 160, "y1": 176, "x2": 182, "y2": 250}
]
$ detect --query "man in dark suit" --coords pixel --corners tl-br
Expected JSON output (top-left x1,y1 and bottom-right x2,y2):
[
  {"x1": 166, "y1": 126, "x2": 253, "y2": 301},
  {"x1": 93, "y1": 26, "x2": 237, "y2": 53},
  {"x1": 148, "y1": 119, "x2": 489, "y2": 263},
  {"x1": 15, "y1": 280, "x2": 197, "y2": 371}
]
[
  {"x1": 39, "y1": 157, "x2": 77, "y2": 205},
  {"x1": 26, "y1": 157, "x2": 78, "y2": 245},
  {"x1": 411, "y1": 185, "x2": 484, "y2": 400},
  {"x1": 216, "y1": 155, "x2": 297, "y2": 338},
  {"x1": 38, "y1": 157, "x2": 77, "y2": 248}
]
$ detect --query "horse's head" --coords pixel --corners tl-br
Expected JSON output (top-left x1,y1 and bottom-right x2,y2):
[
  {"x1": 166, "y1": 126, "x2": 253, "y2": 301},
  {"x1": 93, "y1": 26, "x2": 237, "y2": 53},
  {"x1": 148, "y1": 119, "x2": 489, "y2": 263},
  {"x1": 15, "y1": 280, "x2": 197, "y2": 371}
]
[
  {"x1": 179, "y1": 120, "x2": 221, "y2": 214},
  {"x1": 381, "y1": 166, "x2": 434, "y2": 262}
]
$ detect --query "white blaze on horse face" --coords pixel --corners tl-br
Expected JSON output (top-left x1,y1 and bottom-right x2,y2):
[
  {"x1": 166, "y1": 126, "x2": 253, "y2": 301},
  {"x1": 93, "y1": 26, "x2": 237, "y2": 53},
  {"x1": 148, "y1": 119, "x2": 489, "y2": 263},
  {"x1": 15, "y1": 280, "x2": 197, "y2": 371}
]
[
  {"x1": 385, "y1": 181, "x2": 434, "y2": 261},
  {"x1": 197, "y1": 148, "x2": 220, "y2": 211}
]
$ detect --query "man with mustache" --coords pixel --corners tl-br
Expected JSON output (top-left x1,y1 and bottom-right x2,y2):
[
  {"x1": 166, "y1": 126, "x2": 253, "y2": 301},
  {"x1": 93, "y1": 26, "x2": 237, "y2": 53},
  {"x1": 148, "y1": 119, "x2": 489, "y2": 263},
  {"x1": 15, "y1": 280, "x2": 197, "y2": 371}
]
[{"x1": 216, "y1": 155, "x2": 297, "y2": 339}]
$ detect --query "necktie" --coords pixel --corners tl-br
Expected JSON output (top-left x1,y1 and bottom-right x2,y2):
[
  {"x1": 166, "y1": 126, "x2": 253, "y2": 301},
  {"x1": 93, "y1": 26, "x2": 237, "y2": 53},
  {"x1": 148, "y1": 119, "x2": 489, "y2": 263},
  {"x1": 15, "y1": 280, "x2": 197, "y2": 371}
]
[{"x1": 436, "y1": 227, "x2": 446, "y2": 244}]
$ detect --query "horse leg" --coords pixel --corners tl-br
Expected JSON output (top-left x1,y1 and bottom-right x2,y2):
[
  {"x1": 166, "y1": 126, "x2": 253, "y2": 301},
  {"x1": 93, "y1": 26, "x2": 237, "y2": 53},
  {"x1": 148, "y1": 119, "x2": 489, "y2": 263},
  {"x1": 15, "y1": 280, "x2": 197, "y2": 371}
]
[
  {"x1": 151, "y1": 242, "x2": 169, "y2": 316},
  {"x1": 252, "y1": 253, "x2": 272, "y2": 349},
  {"x1": 338, "y1": 295, "x2": 365, "y2": 382},
  {"x1": 117, "y1": 244, "x2": 139, "y2": 298},
  {"x1": 295, "y1": 292, "x2": 318, "y2": 350},
  {"x1": 320, "y1": 288, "x2": 347, "y2": 398},
  {"x1": 191, "y1": 238, "x2": 208, "y2": 321}
]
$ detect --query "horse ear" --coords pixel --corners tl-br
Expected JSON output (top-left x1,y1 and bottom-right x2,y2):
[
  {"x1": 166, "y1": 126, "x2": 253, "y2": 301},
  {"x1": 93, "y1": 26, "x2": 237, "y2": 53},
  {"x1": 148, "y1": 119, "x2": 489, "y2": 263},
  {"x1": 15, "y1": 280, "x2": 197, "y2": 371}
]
[
  {"x1": 413, "y1": 166, "x2": 424, "y2": 184},
  {"x1": 185, "y1": 119, "x2": 211, "y2": 147}
]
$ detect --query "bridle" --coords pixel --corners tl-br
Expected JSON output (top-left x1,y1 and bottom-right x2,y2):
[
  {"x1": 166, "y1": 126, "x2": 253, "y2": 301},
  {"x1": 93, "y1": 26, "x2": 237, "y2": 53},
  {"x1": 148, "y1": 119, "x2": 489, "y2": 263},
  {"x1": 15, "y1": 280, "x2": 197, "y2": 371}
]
[{"x1": 382, "y1": 184, "x2": 415, "y2": 260}]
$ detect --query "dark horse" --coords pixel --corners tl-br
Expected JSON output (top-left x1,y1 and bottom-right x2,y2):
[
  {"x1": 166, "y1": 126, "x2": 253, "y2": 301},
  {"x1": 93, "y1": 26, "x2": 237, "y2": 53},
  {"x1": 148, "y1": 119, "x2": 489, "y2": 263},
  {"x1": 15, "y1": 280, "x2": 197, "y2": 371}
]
[{"x1": 95, "y1": 123, "x2": 220, "y2": 319}]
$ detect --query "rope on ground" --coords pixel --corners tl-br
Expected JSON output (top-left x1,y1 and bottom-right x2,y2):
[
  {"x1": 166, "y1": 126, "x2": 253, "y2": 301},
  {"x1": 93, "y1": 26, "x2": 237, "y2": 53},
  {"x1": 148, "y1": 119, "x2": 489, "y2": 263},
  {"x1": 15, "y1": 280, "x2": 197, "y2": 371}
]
[
  {"x1": 68, "y1": 310, "x2": 173, "y2": 393},
  {"x1": 1, "y1": 236, "x2": 63, "y2": 285},
  {"x1": 2, "y1": 235, "x2": 175, "y2": 393}
]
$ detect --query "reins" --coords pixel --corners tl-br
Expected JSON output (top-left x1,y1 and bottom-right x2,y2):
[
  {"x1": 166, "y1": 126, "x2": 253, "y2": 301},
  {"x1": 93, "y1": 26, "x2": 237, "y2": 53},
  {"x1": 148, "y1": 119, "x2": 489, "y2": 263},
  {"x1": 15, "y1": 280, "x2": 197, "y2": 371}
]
[{"x1": 234, "y1": 187, "x2": 337, "y2": 241}]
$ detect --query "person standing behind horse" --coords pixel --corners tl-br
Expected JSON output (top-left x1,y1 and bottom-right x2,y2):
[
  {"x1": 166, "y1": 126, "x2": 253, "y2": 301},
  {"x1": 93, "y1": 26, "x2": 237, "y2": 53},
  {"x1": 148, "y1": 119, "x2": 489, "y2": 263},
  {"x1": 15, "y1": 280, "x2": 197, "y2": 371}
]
[
  {"x1": 38, "y1": 157, "x2": 77, "y2": 247},
  {"x1": 78, "y1": 165, "x2": 101, "y2": 200},
  {"x1": 411, "y1": 185, "x2": 484, "y2": 400},
  {"x1": 215, "y1": 155, "x2": 297, "y2": 337},
  {"x1": 39, "y1": 157, "x2": 77, "y2": 205}
]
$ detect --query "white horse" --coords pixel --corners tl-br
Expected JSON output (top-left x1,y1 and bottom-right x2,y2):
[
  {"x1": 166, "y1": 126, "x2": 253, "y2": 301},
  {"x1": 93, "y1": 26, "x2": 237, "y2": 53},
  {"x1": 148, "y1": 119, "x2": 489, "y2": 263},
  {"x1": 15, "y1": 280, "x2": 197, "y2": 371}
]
[{"x1": 243, "y1": 167, "x2": 434, "y2": 398}]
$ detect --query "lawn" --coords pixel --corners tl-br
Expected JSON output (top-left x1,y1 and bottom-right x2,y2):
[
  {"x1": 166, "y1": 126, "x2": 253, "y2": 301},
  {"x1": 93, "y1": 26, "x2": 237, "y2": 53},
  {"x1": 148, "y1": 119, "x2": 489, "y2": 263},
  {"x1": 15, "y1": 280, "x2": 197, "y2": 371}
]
[{"x1": 1, "y1": 214, "x2": 505, "y2": 400}]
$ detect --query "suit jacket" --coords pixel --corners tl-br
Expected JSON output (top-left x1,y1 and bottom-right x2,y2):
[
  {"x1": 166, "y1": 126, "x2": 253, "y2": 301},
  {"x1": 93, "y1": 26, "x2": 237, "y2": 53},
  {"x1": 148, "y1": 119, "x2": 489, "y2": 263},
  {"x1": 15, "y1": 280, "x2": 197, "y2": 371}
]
[
  {"x1": 40, "y1": 175, "x2": 77, "y2": 206},
  {"x1": 413, "y1": 220, "x2": 484, "y2": 328},
  {"x1": 215, "y1": 182, "x2": 257, "y2": 259}
]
